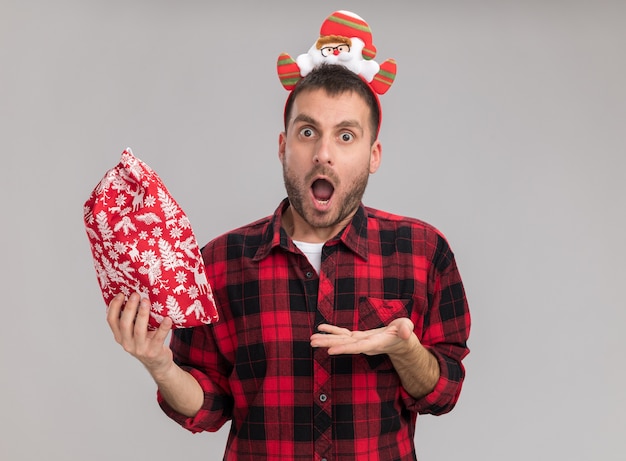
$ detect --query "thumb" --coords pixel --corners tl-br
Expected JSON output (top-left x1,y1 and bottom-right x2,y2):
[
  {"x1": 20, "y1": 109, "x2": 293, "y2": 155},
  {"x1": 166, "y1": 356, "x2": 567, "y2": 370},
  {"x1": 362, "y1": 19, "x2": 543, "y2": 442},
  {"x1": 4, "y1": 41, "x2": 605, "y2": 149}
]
[{"x1": 395, "y1": 318, "x2": 415, "y2": 341}]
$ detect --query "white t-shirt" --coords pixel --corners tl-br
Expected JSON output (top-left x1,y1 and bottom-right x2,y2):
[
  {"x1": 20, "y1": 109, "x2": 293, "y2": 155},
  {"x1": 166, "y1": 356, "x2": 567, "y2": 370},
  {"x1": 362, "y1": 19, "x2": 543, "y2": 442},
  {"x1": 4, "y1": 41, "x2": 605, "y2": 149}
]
[{"x1": 292, "y1": 240, "x2": 324, "y2": 273}]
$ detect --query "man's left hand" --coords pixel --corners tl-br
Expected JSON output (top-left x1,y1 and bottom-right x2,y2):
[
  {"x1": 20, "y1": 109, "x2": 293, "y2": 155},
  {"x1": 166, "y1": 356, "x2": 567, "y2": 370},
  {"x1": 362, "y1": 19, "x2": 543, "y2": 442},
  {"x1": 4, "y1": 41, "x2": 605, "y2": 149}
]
[{"x1": 310, "y1": 317, "x2": 418, "y2": 357}]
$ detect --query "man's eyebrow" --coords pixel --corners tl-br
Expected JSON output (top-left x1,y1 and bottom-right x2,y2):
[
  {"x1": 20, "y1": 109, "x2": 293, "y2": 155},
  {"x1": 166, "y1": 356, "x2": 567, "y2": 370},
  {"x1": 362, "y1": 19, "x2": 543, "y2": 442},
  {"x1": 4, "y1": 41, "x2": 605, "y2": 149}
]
[
  {"x1": 336, "y1": 119, "x2": 364, "y2": 135},
  {"x1": 292, "y1": 114, "x2": 364, "y2": 135},
  {"x1": 292, "y1": 114, "x2": 318, "y2": 126}
]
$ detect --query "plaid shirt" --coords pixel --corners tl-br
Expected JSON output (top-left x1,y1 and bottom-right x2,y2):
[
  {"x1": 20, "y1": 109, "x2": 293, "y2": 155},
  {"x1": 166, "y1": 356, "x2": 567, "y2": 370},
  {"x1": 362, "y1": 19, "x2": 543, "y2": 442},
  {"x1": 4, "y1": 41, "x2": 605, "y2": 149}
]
[{"x1": 159, "y1": 199, "x2": 470, "y2": 460}]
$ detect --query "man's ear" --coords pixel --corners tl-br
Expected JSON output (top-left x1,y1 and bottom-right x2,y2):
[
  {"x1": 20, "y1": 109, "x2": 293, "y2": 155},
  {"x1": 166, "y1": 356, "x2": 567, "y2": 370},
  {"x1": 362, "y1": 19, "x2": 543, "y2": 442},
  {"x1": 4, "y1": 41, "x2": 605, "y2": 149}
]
[
  {"x1": 278, "y1": 131, "x2": 286, "y2": 163},
  {"x1": 369, "y1": 139, "x2": 382, "y2": 174}
]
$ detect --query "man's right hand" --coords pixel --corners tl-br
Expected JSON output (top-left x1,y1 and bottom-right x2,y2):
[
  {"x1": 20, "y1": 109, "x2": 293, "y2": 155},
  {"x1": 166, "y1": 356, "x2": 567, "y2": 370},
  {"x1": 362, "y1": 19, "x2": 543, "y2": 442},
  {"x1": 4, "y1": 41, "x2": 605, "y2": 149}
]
[
  {"x1": 106, "y1": 292, "x2": 204, "y2": 417},
  {"x1": 106, "y1": 292, "x2": 174, "y2": 380}
]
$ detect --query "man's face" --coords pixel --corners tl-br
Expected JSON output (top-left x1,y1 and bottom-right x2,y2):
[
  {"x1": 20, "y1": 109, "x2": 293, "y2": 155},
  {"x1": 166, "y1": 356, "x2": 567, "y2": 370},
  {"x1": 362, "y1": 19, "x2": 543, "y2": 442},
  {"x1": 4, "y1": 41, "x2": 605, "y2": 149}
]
[{"x1": 278, "y1": 88, "x2": 381, "y2": 241}]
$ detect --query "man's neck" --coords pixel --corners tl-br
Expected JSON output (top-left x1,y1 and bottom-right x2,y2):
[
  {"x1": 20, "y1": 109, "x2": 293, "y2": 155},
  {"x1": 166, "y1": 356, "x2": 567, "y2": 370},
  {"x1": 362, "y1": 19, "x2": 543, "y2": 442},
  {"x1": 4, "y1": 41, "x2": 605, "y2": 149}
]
[{"x1": 281, "y1": 205, "x2": 351, "y2": 243}]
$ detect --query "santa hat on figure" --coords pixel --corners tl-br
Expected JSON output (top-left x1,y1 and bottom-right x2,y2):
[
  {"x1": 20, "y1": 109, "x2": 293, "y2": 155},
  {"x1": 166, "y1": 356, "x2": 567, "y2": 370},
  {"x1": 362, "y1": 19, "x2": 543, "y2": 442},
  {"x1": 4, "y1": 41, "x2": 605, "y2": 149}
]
[{"x1": 277, "y1": 10, "x2": 397, "y2": 120}]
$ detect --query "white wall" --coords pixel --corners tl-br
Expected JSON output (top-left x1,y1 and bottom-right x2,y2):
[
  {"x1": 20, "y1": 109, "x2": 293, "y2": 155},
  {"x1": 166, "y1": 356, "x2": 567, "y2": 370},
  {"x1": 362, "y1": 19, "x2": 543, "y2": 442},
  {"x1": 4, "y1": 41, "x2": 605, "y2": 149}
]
[{"x1": 1, "y1": 1, "x2": 624, "y2": 459}]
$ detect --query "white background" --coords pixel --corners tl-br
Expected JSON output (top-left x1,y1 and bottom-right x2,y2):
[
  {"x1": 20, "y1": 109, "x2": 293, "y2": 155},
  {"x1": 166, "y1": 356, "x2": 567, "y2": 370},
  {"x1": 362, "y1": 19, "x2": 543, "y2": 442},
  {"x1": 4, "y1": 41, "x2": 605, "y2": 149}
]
[{"x1": 1, "y1": 1, "x2": 624, "y2": 459}]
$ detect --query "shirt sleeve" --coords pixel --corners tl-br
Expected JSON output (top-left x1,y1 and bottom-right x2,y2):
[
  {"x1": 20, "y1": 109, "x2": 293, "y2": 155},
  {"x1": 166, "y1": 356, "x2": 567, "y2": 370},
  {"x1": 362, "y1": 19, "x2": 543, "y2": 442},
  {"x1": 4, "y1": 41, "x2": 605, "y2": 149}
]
[
  {"x1": 157, "y1": 324, "x2": 234, "y2": 433},
  {"x1": 405, "y1": 234, "x2": 471, "y2": 415}
]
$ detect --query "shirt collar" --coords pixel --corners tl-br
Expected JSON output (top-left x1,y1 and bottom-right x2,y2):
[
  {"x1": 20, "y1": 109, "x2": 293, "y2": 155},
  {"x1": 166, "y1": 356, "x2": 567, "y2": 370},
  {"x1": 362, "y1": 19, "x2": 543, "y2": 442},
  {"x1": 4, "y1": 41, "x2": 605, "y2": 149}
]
[{"x1": 253, "y1": 198, "x2": 369, "y2": 262}]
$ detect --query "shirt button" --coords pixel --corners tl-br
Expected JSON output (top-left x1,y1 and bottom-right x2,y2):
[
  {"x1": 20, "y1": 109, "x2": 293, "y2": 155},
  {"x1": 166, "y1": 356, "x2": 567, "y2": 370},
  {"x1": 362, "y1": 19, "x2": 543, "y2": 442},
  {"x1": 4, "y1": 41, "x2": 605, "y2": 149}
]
[
  {"x1": 321, "y1": 459, "x2": 328, "y2": 461},
  {"x1": 319, "y1": 393, "x2": 327, "y2": 402},
  {"x1": 305, "y1": 271, "x2": 313, "y2": 279}
]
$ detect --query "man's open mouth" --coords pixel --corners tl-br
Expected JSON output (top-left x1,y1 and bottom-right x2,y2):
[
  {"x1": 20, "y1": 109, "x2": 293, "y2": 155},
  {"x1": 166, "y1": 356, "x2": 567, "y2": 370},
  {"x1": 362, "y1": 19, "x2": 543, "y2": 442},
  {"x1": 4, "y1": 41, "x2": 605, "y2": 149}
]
[{"x1": 311, "y1": 178, "x2": 334, "y2": 205}]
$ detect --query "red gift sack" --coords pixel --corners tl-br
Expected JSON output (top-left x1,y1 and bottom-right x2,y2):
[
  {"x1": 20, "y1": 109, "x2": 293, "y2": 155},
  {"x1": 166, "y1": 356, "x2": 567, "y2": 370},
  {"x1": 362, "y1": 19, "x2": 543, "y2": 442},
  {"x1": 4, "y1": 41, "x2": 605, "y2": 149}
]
[{"x1": 83, "y1": 148, "x2": 218, "y2": 329}]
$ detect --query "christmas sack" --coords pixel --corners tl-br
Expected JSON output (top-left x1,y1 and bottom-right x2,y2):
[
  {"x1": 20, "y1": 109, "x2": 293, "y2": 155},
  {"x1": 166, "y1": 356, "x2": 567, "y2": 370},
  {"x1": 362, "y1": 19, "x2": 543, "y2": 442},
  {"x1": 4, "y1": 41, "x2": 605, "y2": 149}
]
[{"x1": 83, "y1": 148, "x2": 218, "y2": 330}]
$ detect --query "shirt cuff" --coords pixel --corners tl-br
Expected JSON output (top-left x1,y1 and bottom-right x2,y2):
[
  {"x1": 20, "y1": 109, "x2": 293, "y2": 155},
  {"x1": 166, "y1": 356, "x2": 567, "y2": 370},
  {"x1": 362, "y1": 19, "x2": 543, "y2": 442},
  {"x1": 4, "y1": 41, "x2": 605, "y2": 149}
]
[
  {"x1": 404, "y1": 346, "x2": 464, "y2": 415},
  {"x1": 157, "y1": 366, "x2": 231, "y2": 433}
]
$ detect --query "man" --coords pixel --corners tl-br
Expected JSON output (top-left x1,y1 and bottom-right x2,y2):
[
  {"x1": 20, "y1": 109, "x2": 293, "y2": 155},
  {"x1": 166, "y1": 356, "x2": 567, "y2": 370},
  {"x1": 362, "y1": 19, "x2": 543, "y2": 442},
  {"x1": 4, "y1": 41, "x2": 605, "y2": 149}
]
[{"x1": 107, "y1": 12, "x2": 470, "y2": 460}]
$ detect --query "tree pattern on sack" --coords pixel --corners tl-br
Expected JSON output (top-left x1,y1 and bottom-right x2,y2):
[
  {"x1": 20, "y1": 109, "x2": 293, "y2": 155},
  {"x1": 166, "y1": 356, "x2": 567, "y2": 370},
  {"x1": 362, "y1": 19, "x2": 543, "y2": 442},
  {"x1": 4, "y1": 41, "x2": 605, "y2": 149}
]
[{"x1": 83, "y1": 148, "x2": 218, "y2": 329}]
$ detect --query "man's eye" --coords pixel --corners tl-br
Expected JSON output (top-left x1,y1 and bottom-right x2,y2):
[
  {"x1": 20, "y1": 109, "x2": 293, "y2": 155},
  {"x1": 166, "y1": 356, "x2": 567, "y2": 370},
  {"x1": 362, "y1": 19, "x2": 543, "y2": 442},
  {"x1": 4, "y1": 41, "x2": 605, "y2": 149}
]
[
  {"x1": 300, "y1": 128, "x2": 314, "y2": 137},
  {"x1": 340, "y1": 132, "x2": 354, "y2": 142}
]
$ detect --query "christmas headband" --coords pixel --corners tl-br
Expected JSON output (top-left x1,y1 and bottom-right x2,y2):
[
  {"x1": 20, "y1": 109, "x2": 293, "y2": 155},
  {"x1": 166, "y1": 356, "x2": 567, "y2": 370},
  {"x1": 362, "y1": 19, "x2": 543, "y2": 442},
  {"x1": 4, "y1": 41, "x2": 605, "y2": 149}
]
[{"x1": 277, "y1": 10, "x2": 397, "y2": 136}]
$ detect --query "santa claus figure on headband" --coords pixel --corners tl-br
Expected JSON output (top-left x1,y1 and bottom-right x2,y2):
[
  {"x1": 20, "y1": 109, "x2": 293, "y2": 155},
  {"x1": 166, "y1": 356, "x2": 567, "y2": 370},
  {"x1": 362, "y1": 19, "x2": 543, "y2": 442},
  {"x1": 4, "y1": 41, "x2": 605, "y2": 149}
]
[{"x1": 277, "y1": 10, "x2": 397, "y2": 95}]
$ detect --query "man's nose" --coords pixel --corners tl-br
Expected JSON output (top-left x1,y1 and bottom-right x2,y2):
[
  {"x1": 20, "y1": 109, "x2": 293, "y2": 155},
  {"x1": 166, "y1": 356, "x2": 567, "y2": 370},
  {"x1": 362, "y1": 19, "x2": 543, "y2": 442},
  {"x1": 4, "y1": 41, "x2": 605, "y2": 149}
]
[{"x1": 314, "y1": 138, "x2": 333, "y2": 165}]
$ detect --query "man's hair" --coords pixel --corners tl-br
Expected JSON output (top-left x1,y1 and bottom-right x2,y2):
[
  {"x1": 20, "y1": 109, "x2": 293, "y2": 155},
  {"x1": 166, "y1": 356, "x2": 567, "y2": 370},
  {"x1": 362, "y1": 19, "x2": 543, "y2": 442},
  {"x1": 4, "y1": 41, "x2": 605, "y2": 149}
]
[{"x1": 283, "y1": 64, "x2": 381, "y2": 143}]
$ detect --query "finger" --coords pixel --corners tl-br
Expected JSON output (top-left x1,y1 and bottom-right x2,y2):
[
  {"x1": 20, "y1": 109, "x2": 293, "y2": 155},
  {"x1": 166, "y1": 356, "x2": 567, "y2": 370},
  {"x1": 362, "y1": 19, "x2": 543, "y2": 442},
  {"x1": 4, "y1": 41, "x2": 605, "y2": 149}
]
[
  {"x1": 318, "y1": 323, "x2": 385, "y2": 340},
  {"x1": 106, "y1": 293, "x2": 126, "y2": 343},
  {"x1": 316, "y1": 324, "x2": 352, "y2": 336},
  {"x1": 327, "y1": 339, "x2": 374, "y2": 356},
  {"x1": 132, "y1": 297, "x2": 152, "y2": 344},
  {"x1": 118, "y1": 292, "x2": 141, "y2": 349},
  {"x1": 152, "y1": 316, "x2": 173, "y2": 345},
  {"x1": 310, "y1": 334, "x2": 333, "y2": 347},
  {"x1": 311, "y1": 333, "x2": 356, "y2": 349}
]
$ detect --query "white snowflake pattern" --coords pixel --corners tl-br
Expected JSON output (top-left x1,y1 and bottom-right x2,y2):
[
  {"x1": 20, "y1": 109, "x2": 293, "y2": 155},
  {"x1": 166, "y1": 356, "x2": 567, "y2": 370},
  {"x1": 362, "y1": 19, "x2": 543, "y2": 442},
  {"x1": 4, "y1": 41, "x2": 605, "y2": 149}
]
[
  {"x1": 115, "y1": 194, "x2": 127, "y2": 207},
  {"x1": 108, "y1": 249, "x2": 119, "y2": 261},
  {"x1": 139, "y1": 231, "x2": 149, "y2": 240},
  {"x1": 169, "y1": 226, "x2": 183, "y2": 239},
  {"x1": 187, "y1": 285, "x2": 199, "y2": 299},
  {"x1": 151, "y1": 227, "x2": 163, "y2": 238},
  {"x1": 152, "y1": 301, "x2": 164, "y2": 314},
  {"x1": 140, "y1": 249, "x2": 157, "y2": 265},
  {"x1": 178, "y1": 216, "x2": 191, "y2": 229},
  {"x1": 175, "y1": 271, "x2": 187, "y2": 284},
  {"x1": 148, "y1": 238, "x2": 156, "y2": 246},
  {"x1": 144, "y1": 195, "x2": 156, "y2": 207}
]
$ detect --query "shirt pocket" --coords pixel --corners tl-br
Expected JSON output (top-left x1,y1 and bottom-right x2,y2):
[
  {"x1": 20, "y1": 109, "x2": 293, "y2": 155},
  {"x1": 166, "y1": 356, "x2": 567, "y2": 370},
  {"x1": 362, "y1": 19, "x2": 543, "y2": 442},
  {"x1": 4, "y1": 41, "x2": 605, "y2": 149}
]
[
  {"x1": 358, "y1": 297, "x2": 412, "y2": 331},
  {"x1": 357, "y1": 297, "x2": 412, "y2": 370}
]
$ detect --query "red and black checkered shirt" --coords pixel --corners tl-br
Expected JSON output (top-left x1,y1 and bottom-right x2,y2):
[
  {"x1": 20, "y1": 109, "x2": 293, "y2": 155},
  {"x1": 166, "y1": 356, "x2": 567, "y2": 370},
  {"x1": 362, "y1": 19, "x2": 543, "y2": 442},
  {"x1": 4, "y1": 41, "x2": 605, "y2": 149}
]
[{"x1": 159, "y1": 199, "x2": 471, "y2": 460}]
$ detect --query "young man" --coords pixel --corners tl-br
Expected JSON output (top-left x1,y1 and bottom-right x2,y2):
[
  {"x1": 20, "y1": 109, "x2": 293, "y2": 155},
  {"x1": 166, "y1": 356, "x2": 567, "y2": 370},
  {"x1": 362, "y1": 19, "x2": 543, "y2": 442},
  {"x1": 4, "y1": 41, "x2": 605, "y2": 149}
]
[{"x1": 107, "y1": 63, "x2": 470, "y2": 460}]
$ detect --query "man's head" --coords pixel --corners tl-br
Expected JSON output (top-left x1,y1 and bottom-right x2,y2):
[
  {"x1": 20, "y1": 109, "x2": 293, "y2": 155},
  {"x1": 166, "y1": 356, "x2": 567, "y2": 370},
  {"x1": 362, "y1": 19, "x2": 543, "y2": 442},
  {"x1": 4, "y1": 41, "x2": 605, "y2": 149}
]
[
  {"x1": 283, "y1": 64, "x2": 381, "y2": 145},
  {"x1": 278, "y1": 65, "x2": 382, "y2": 242}
]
